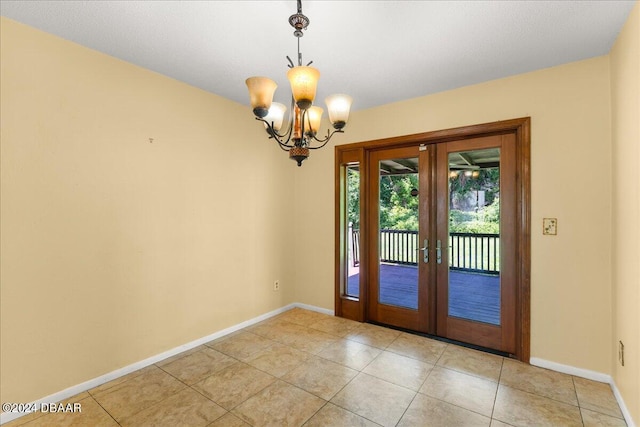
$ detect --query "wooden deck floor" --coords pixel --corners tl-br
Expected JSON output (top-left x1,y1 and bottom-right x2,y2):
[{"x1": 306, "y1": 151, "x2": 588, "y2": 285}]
[{"x1": 347, "y1": 264, "x2": 500, "y2": 325}]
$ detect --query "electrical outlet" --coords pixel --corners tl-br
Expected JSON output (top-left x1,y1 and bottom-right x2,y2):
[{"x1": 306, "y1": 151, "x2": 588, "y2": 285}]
[
  {"x1": 619, "y1": 341, "x2": 625, "y2": 366},
  {"x1": 543, "y1": 218, "x2": 557, "y2": 235},
  {"x1": 273, "y1": 280, "x2": 280, "y2": 291}
]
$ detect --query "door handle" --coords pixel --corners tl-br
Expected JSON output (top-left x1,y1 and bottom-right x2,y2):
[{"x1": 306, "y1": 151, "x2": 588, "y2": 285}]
[
  {"x1": 436, "y1": 239, "x2": 442, "y2": 264},
  {"x1": 419, "y1": 239, "x2": 429, "y2": 264}
]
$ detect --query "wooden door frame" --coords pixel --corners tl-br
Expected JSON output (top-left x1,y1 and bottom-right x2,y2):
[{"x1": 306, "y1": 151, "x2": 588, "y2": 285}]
[{"x1": 335, "y1": 117, "x2": 531, "y2": 362}]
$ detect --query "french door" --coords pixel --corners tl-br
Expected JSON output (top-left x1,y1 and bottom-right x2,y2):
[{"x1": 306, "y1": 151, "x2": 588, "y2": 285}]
[
  {"x1": 366, "y1": 134, "x2": 517, "y2": 353},
  {"x1": 367, "y1": 145, "x2": 433, "y2": 333}
]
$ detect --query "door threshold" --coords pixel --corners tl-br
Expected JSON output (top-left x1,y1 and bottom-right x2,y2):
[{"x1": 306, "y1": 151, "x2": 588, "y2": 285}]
[{"x1": 367, "y1": 320, "x2": 513, "y2": 359}]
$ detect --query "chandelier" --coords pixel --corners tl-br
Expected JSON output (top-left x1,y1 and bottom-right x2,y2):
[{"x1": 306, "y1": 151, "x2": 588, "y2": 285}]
[{"x1": 245, "y1": 0, "x2": 353, "y2": 167}]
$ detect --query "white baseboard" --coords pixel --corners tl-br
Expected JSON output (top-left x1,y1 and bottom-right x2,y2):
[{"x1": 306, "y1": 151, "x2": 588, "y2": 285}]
[
  {"x1": 530, "y1": 357, "x2": 635, "y2": 427},
  {"x1": 610, "y1": 379, "x2": 637, "y2": 427},
  {"x1": 1, "y1": 302, "x2": 324, "y2": 425},
  {"x1": 294, "y1": 302, "x2": 334, "y2": 316},
  {"x1": 530, "y1": 357, "x2": 612, "y2": 383}
]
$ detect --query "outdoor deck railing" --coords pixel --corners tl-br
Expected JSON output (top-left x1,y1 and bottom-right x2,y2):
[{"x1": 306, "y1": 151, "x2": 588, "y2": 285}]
[
  {"x1": 379, "y1": 229, "x2": 419, "y2": 265},
  {"x1": 350, "y1": 229, "x2": 500, "y2": 275},
  {"x1": 449, "y1": 232, "x2": 500, "y2": 275}
]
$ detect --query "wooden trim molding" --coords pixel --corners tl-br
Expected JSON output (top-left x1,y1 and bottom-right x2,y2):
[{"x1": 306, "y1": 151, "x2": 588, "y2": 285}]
[
  {"x1": 335, "y1": 117, "x2": 531, "y2": 362},
  {"x1": 334, "y1": 147, "x2": 365, "y2": 322}
]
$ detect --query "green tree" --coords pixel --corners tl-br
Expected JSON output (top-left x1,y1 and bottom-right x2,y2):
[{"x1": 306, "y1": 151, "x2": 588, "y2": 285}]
[
  {"x1": 379, "y1": 174, "x2": 419, "y2": 230},
  {"x1": 448, "y1": 167, "x2": 500, "y2": 233},
  {"x1": 449, "y1": 197, "x2": 500, "y2": 233},
  {"x1": 346, "y1": 167, "x2": 360, "y2": 228},
  {"x1": 348, "y1": 167, "x2": 500, "y2": 234},
  {"x1": 449, "y1": 168, "x2": 499, "y2": 210}
]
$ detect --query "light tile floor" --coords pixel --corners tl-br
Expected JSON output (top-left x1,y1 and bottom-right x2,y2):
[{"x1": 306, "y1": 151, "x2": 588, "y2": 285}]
[{"x1": 5, "y1": 308, "x2": 627, "y2": 426}]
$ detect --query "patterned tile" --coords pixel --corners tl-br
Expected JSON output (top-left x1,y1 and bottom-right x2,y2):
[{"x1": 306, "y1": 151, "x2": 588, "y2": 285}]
[
  {"x1": 309, "y1": 316, "x2": 362, "y2": 337},
  {"x1": 192, "y1": 362, "x2": 276, "y2": 410},
  {"x1": 91, "y1": 365, "x2": 186, "y2": 422},
  {"x1": 317, "y1": 338, "x2": 382, "y2": 370},
  {"x1": 493, "y1": 384, "x2": 582, "y2": 426},
  {"x1": 281, "y1": 355, "x2": 358, "y2": 400},
  {"x1": 581, "y1": 408, "x2": 627, "y2": 426},
  {"x1": 500, "y1": 359, "x2": 577, "y2": 405},
  {"x1": 244, "y1": 341, "x2": 311, "y2": 377},
  {"x1": 119, "y1": 387, "x2": 225, "y2": 426},
  {"x1": 331, "y1": 373, "x2": 415, "y2": 427},
  {"x1": 207, "y1": 412, "x2": 252, "y2": 427},
  {"x1": 305, "y1": 403, "x2": 380, "y2": 427},
  {"x1": 436, "y1": 344, "x2": 503, "y2": 382},
  {"x1": 386, "y1": 332, "x2": 448, "y2": 364},
  {"x1": 574, "y1": 377, "x2": 624, "y2": 419},
  {"x1": 345, "y1": 323, "x2": 402, "y2": 349},
  {"x1": 363, "y1": 350, "x2": 433, "y2": 391},
  {"x1": 421, "y1": 366, "x2": 498, "y2": 417},
  {"x1": 206, "y1": 331, "x2": 276, "y2": 360},
  {"x1": 275, "y1": 307, "x2": 330, "y2": 327},
  {"x1": 232, "y1": 381, "x2": 325, "y2": 426},
  {"x1": 398, "y1": 393, "x2": 491, "y2": 426},
  {"x1": 158, "y1": 347, "x2": 236, "y2": 385}
]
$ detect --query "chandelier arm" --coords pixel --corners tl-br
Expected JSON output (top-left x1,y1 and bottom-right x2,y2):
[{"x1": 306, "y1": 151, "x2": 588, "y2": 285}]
[
  {"x1": 272, "y1": 134, "x2": 296, "y2": 150},
  {"x1": 254, "y1": 117, "x2": 284, "y2": 140},
  {"x1": 254, "y1": 117, "x2": 296, "y2": 149},
  {"x1": 273, "y1": 135, "x2": 295, "y2": 150},
  {"x1": 307, "y1": 129, "x2": 344, "y2": 150},
  {"x1": 262, "y1": 118, "x2": 293, "y2": 141},
  {"x1": 275, "y1": 140, "x2": 292, "y2": 151},
  {"x1": 276, "y1": 123, "x2": 294, "y2": 141}
]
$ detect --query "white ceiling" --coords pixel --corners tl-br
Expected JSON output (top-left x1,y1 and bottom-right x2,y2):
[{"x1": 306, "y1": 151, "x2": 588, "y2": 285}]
[{"x1": 1, "y1": 1, "x2": 636, "y2": 111}]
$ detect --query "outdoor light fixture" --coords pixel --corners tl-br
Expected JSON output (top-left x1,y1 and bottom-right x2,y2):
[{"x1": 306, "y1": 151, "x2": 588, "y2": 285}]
[{"x1": 245, "y1": 0, "x2": 352, "y2": 167}]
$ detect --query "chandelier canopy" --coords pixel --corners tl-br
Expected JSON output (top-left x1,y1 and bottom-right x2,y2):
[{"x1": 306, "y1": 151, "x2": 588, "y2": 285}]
[{"x1": 245, "y1": 0, "x2": 352, "y2": 167}]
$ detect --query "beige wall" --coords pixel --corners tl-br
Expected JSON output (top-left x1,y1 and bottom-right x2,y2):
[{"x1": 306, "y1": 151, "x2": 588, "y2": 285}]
[
  {"x1": 610, "y1": 2, "x2": 640, "y2": 423},
  {"x1": 0, "y1": 17, "x2": 295, "y2": 404},
  {"x1": 1, "y1": 8, "x2": 637, "y2": 419},
  {"x1": 294, "y1": 57, "x2": 614, "y2": 374}
]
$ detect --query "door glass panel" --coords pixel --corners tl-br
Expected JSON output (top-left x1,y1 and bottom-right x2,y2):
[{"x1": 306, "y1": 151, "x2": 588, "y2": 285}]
[
  {"x1": 447, "y1": 149, "x2": 501, "y2": 325},
  {"x1": 345, "y1": 164, "x2": 360, "y2": 298},
  {"x1": 378, "y1": 157, "x2": 419, "y2": 309}
]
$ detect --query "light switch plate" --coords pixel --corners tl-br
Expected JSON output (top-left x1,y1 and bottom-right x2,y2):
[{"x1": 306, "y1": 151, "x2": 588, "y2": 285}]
[{"x1": 543, "y1": 218, "x2": 557, "y2": 235}]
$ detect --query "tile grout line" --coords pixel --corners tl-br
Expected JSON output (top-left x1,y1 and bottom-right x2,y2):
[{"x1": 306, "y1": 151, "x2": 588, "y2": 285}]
[
  {"x1": 299, "y1": 401, "x2": 330, "y2": 427},
  {"x1": 87, "y1": 394, "x2": 122, "y2": 427},
  {"x1": 489, "y1": 355, "x2": 505, "y2": 423},
  {"x1": 571, "y1": 376, "x2": 587, "y2": 426}
]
